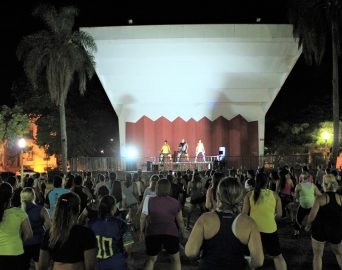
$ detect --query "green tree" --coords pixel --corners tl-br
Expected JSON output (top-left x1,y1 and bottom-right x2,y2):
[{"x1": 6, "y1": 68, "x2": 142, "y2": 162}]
[
  {"x1": 267, "y1": 122, "x2": 312, "y2": 155},
  {"x1": 12, "y1": 75, "x2": 118, "y2": 159},
  {"x1": 0, "y1": 105, "x2": 31, "y2": 148},
  {"x1": 16, "y1": 4, "x2": 97, "y2": 173},
  {"x1": 288, "y1": 0, "x2": 342, "y2": 164}
]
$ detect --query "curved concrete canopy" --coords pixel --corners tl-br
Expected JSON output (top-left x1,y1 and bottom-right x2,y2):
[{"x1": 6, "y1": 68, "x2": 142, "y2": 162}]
[{"x1": 82, "y1": 24, "x2": 301, "y2": 155}]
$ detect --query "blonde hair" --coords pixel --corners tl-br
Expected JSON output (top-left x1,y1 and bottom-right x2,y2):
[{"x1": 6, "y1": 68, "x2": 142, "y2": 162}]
[
  {"x1": 20, "y1": 188, "x2": 35, "y2": 211},
  {"x1": 301, "y1": 171, "x2": 309, "y2": 181},
  {"x1": 323, "y1": 175, "x2": 339, "y2": 192},
  {"x1": 217, "y1": 177, "x2": 244, "y2": 213}
]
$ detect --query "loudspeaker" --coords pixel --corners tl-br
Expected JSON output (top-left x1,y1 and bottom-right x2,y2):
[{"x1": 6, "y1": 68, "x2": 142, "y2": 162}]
[{"x1": 147, "y1": 161, "x2": 151, "y2": 171}]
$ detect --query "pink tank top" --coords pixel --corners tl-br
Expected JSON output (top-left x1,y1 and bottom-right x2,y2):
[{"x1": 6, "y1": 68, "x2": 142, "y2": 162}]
[{"x1": 281, "y1": 181, "x2": 292, "y2": 195}]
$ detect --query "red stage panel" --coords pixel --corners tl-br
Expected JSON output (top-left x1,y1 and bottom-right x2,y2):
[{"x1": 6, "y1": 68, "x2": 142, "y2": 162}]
[
  {"x1": 126, "y1": 115, "x2": 258, "y2": 161},
  {"x1": 196, "y1": 117, "x2": 212, "y2": 156},
  {"x1": 248, "y1": 121, "x2": 259, "y2": 156},
  {"x1": 187, "y1": 118, "x2": 196, "y2": 159},
  {"x1": 212, "y1": 116, "x2": 230, "y2": 156}
]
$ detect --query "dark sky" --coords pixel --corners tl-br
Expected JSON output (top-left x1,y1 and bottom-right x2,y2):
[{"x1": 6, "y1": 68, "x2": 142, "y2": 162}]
[{"x1": 1, "y1": 0, "x2": 333, "y2": 123}]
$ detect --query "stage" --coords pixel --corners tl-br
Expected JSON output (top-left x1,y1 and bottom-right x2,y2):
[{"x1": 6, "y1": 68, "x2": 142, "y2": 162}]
[{"x1": 143, "y1": 158, "x2": 228, "y2": 172}]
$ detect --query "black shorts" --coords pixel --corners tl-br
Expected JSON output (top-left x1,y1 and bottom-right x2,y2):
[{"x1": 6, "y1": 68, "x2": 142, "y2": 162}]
[
  {"x1": 179, "y1": 151, "x2": 187, "y2": 155},
  {"x1": 145, "y1": 234, "x2": 179, "y2": 256},
  {"x1": 260, "y1": 231, "x2": 282, "y2": 257},
  {"x1": 24, "y1": 243, "x2": 41, "y2": 262},
  {"x1": 312, "y1": 225, "x2": 342, "y2": 245},
  {"x1": 0, "y1": 253, "x2": 26, "y2": 270},
  {"x1": 190, "y1": 195, "x2": 206, "y2": 205}
]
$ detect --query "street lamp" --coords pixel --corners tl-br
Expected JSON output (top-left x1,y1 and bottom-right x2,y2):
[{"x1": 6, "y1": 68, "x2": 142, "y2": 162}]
[
  {"x1": 322, "y1": 131, "x2": 330, "y2": 163},
  {"x1": 18, "y1": 138, "x2": 26, "y2": 186}
]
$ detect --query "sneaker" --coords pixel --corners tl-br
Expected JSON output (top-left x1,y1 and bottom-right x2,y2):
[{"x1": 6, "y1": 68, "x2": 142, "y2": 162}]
[{"x1": 291, "y1": 234, "x2": 299, "y2": 239}]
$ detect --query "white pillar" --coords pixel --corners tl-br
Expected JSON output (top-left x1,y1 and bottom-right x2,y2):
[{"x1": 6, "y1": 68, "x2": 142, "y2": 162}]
[
  {"x1": 118, "y1": 117, "x2": 126, "y2": 171},
  {"x1": 258, "y1": 118, "x2": 265, "y2": 156}
]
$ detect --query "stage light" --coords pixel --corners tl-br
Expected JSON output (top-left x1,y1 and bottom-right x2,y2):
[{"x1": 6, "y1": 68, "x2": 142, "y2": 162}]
[
  {"x1": 126, "y1": 148, "x2": 136, "y2": 158},
  {"x1": 256, "y1": 18, "x2": 261, "y2": 22}
]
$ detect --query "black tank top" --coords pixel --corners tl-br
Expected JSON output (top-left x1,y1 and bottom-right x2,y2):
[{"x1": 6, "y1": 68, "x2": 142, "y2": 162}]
[
  {"x1": 313, "y1": 192, "x2": 342, "y2": 230},
  {"x1": 199, "y1": 211, "x2": 247, "y2": 270},
  {"x1": 73, "y1": 186, "x2": 88, "y2": 213}
]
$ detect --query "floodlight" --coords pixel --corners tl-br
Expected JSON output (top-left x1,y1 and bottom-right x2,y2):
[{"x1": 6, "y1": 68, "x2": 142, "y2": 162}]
[{"x1": 127, "y1": 148, "x2": 136, "y2": 158}]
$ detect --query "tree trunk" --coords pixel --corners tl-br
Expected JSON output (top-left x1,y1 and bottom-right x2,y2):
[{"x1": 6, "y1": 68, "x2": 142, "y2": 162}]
[
  {"x1": 332, "y1": 23, "x2": 340, "y2": 166},
  {"x1": 59, "y1": 100, "x2": 68, "y2": 174}
]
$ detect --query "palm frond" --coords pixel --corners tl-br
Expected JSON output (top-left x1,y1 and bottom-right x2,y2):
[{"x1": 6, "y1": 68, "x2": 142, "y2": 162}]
[
  {"x1": 72, "y1": 31, "x2": 98, "y2": 54},
  {"x1": 288, "y1": 0, "x2": 342, "y2": 66}
]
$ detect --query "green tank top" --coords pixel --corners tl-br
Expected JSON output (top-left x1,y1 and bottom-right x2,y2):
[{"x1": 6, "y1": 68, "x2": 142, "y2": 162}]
[{"x1": 299, "y1": 182, "x2": 314, "y2": 209}]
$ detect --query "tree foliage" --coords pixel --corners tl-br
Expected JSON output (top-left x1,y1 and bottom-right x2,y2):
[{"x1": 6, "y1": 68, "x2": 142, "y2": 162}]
[
  {"x1": 16, "y1": 4, "x2": 97, "y2": 173},
  {"x1": 0, "y1": 105, "x2": 31, "y2": 149},
  {"x1": 12, "y1": 75, "x2": 118, "y2": 158},
  {"x1": 288, "y1": 0, "x2": 342, "y2": 164},
  {"x1": 267, "y1": 122, "x2": 313, "y2": 155}
]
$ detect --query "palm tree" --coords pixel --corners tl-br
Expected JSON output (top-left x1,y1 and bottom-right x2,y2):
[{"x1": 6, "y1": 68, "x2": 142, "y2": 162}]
[
  {"x1": 288, "y1": 0, "x2": 342, "y2": 164},
  {"x1": 17, "y1": 4, "x2": 97, "y2": 173}
]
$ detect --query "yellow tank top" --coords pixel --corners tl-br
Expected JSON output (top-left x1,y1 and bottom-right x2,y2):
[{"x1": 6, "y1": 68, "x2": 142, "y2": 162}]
[
  {"x1": 249, "y1": 189, "x2": 277, "y2": 233},
  {"x1": 161, "y1": 145, "x2": 170, "y2": 153}
]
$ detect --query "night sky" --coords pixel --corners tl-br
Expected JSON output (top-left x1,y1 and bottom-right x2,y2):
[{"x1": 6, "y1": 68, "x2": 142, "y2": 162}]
[{"x1": 1, "y1": 0, "x2": 334, "y2": 125}]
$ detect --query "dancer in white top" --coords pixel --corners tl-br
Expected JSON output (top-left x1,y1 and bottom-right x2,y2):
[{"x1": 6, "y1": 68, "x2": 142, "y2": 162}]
[{"x1": 195, "y1": 139, "x2": 206, "y2": 162}]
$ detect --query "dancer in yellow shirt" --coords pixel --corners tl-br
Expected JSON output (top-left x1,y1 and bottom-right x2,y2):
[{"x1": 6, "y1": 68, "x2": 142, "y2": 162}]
[{"x1": 159, "y1": 140, "x2": 172, "y2": 162}]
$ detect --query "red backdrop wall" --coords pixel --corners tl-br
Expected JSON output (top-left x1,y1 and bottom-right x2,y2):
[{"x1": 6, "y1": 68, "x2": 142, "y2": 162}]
[{"x1": 126, "y1": 115, "x2": 259, "y2": 161}]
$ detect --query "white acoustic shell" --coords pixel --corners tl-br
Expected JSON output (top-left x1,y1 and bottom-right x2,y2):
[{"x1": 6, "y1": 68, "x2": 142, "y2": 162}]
[{"x1": 81, "y1": 24, "x2": 301, "y2": 156}]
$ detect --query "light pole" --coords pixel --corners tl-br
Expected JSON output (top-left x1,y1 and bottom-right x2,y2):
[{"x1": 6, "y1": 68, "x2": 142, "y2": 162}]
[
  {"x1": 322, "y1": 131, "x2": 330, "y2": 164},
  {"x1": 18, "y1": 138, "x2": 26, "y2": 186}
]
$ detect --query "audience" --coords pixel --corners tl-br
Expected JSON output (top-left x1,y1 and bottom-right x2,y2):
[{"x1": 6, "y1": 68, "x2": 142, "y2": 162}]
[
  {"x1": 243, "y1": 173, "x2": 287, "y2": 269},
  {"x1": 21, "y1": 187, "x2": 51, "y2": 270},
  {"x1": 140, "y1": 179, "x2": 185, "y2": 270},
  {"x1": 0, "y1": 183, "x2": 32, "y2": 269},
  {"x1": 305, "y1": 175, "x2": 342, "y2": 270},
  {"x1": 186, "y1": 177, "x2": 264, "y2": 269},
  {"x1": 0, "y1": 165, "x2": 332, "y2": 269},
  {"x1": 87, "y1": 195, "x2": 134, "y2": 269},
  {"x1": 39, "y1": 192, "x2": 97, "y2": 270}
]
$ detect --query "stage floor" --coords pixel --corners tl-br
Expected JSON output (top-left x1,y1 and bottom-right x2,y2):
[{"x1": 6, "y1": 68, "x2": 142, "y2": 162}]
[{"x1": 147, "y1": 161, "x2": 213, "y2": 171}]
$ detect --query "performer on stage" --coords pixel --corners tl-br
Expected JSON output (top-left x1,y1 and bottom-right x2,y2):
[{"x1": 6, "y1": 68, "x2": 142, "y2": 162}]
[
  {"x1": 159, "y1": 140, "x2": 172, "y2": 162},
  {"x1": 194, "y1": 139, "x2": 206, "y2": 162},
  {"x1": 177, "y1": 138, "x2": 189, "y2": 162}
]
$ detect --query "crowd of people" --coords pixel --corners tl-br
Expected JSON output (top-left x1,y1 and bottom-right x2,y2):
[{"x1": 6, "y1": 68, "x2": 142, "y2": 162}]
[{"x1": 0, "y1": 164, "x2": 342, "y2": 269}]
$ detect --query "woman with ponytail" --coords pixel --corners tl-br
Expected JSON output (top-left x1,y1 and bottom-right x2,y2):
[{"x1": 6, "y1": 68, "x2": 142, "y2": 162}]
[
  {"x1": 242, "y1": 173, "x2": 287, "y2": 270},
  {"x1": 87, "y1": 195, "x2": 134, "y2": 269},
  {"x1": 0, "y1": 183, "x2": 32, "y2": 270},
  {"x1": 21, "y1": 187, "x2": 51, "y2": 270},
  {"x1": 186, "y1": 177, "x2": 264, "y2": 269},
  {"x1": 39, "y1": 192, "x2": 97, "y2": 270}
]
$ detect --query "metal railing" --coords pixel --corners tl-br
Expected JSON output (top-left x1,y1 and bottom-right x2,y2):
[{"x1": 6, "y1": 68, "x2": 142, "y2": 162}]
[{"x1": 70, "y1": 154, "x2": 324, "y2": 172}]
